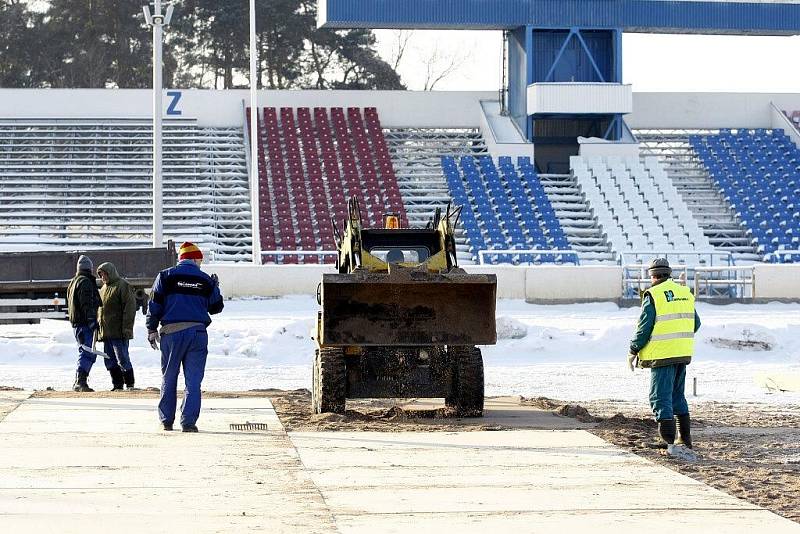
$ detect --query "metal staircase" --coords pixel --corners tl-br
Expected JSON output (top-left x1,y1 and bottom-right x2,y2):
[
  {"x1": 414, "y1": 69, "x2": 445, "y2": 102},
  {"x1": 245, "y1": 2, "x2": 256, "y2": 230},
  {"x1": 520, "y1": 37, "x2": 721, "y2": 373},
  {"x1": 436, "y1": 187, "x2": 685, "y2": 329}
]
[
  {"x1": 540, "y1": 173, "x2": 614, "y2": 262},
  {"x1": 636, "y1": 130, "x2": 759, "y2": 261},
  {"x1": 0, "y1": 119, "x2": 252, "y2": 261},
  {"x1": 383, "y1": 128, "x2": 488, "y2": 263}
]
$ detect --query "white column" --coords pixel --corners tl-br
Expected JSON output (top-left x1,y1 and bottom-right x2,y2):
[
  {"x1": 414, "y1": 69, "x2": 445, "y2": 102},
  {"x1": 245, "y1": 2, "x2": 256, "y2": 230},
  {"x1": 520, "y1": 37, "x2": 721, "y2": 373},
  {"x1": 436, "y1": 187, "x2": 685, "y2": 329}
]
[
  {"x1": 152, "y1": 0, "x2": 164, "y2": 248},
  {"x1": 249, "y1": 0, "x2": 261, "y2": 263}
]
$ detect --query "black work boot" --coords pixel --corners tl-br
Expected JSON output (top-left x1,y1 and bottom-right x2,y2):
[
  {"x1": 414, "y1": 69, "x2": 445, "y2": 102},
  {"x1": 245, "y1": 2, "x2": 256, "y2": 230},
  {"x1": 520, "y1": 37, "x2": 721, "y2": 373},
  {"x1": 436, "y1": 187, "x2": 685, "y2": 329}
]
[
  {"x1": 73, "y1": 371, "x2": 95, "y2": 393},
  {"x1": 677, "y1": 414, "x2": 693, "y2": 449},
  {"x1": 109, "y1": 367, "x2": 124, "y2": 391},
  {"x1": 123, "y1": 369, "x2": 135, "y2": 390},
  {"x1": 657, "y1": 418, "x2": 676, "y2": 445}
]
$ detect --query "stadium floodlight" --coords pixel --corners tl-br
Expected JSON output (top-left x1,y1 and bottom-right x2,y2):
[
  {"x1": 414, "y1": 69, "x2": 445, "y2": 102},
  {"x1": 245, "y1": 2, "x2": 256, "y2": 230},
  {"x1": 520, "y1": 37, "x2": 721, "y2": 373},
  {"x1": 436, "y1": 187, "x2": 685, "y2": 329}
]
[{"x1": 144, "y1": 1, "x2": 173, "y2": 248}]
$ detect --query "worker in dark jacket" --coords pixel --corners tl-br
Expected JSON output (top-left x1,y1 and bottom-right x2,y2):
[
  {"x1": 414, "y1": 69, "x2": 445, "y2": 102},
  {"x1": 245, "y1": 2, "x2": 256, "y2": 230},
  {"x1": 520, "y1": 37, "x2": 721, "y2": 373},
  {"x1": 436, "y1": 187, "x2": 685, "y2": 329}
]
[
  {"x1": 97, "y1": 262, "x2": 137, "y2": 391},
  {"x1": 628, "y1": 258, "x2": 701, "y2": 460},
  {"x1": 67, "y1": 255, "x2": 102, "y2": 392},
  {"x1": 146, "y1": 242, "x2": 223, "y2": 432}
]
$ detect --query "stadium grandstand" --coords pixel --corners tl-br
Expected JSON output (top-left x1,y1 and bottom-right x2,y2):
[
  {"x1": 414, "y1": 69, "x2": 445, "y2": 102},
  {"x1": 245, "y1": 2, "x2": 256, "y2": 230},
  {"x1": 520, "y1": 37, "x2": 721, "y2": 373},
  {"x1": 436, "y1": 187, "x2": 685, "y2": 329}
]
[{"x1": 1, "y1": 0, "x2": 800, "y2": 279}]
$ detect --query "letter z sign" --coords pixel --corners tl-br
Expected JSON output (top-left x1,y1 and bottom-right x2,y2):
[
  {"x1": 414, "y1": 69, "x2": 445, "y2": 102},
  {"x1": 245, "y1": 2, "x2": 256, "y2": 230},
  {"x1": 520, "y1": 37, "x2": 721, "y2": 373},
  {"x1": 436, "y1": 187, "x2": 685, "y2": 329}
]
[{"x1": 166, "y1": 91, "x2": 182, "y2": 116}]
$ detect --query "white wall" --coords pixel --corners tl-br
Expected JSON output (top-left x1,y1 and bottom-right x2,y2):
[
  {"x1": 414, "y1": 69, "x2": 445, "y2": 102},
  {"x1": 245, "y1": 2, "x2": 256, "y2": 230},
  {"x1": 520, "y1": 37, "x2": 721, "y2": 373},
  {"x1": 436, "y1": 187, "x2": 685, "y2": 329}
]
[
  {"x1": 524, "y1": 266, "x2": 623, "y2": 303},
  {"x1": 528, "y1": 83, "x2": 633, "y2": 115},
  {"x1": 628, "y1": 92, "x2": 800, "y2": 129},
  {"x1": 478, "y1": 100, "x2": 534, "y2": 160},
  {"x1": 771, "y1": 102, "x2": 800, "y2": 148},
  {"x1": 578, "y1": 138, "x2": 640, "y2": 158},
  {"x1": 205, "y1": 264, "x2": 624, "y2": 303},
  {"x1": 204, "y1": 264, "x2": 334, "y2": 298},
  {"x1": 0, "y1": 89, "x2": 494, "y2": 129},
  {"x1": 753, "y1": 264, "x2": 800, "y2": 300},
  {"x1": 2, "y1": 89, "x2": 799, "y2": 131}
]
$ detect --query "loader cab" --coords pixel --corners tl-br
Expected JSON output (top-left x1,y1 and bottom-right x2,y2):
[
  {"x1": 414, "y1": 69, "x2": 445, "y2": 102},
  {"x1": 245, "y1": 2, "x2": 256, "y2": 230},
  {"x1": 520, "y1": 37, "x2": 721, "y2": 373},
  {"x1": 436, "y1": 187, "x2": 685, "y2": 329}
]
[{"x1": 361, "y1": 229, "x2": 440, "y2": 266}]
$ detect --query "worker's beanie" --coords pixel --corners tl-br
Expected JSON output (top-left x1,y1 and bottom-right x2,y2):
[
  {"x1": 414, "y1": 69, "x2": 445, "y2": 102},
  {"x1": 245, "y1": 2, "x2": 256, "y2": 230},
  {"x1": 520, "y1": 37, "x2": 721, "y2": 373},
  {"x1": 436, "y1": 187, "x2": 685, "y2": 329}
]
[
  {"x1": 648, "y1": 257, "x2": 672, "y2": 278},
  {"x1": 77, "y1": 255, "x2": 93, "y2": 272},
  {"x1": 178, "y1": 242, "x2": 203, "y2": 261}
]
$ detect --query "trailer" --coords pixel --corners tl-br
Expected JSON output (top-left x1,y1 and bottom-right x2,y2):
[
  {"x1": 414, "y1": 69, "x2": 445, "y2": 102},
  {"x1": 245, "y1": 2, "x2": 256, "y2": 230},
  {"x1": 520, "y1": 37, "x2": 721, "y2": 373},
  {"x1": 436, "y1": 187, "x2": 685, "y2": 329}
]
[{"x1": 0, "y1": 242, "x2": 176, "y2": 324}]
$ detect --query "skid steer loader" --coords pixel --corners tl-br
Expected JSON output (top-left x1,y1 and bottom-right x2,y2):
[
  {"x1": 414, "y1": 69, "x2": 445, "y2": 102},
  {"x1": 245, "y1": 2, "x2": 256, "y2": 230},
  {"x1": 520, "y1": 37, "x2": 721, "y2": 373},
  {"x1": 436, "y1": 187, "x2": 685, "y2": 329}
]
[{"x1": 312, "y1": 197, "x2": 497, "y2": 416}]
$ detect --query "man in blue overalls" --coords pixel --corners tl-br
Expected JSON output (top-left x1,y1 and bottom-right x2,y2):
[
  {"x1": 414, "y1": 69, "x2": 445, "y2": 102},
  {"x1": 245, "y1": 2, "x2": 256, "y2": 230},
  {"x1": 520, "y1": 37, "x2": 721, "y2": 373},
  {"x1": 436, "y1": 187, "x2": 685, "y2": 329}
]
[{"x1": 146, "y1": 242, "x2": 224, "y2": 432}]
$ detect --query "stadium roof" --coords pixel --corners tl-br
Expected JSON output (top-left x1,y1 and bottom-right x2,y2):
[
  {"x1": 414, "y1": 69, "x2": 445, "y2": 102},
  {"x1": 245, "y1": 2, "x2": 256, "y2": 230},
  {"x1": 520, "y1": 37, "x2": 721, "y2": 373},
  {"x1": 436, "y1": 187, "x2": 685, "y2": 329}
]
[{"x1": 319, "y1": 0, "x2": 800, "y2": 35}]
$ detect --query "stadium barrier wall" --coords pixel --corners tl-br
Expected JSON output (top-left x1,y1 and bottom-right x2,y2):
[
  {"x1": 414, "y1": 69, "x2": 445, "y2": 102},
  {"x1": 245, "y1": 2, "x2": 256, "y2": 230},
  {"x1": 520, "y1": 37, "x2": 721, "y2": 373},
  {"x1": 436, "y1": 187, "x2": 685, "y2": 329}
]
[
  {"x1": 0, "y1": 89, "x2": 495, "y2": 129},
  {"x1": 3, "y1": 89, "x2": 797, "y2": 132},
  {"x1": 752, "y1": 264, "x2": 800, "y2": 301},
  {"x1": 204, "y1": 264, "x2": 624, "y2": 303},
  {"x1": 771, "y1": 102, "x2": 800, "y2": 149},
  {"x1": 578, "y1": 138, "x2": 640, "y2": 158},
  {"x1": 628, "y1": 92, "x2": 800, "y2": 130}
]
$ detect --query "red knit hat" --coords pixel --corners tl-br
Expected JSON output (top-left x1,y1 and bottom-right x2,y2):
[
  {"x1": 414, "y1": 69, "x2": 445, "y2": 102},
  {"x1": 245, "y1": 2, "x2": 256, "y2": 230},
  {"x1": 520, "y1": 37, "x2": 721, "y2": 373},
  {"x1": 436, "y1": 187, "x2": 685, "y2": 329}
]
[{"x1": 179, "y1": 242, "x2": 203, "y2": 261}]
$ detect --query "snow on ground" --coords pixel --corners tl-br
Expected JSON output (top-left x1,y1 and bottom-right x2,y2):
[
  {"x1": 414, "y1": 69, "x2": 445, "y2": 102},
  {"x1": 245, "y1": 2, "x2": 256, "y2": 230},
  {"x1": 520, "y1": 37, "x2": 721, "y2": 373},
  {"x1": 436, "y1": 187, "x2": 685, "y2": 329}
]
[{"x1": 1, "y1": 297, "x2": 800, "y2": 406}]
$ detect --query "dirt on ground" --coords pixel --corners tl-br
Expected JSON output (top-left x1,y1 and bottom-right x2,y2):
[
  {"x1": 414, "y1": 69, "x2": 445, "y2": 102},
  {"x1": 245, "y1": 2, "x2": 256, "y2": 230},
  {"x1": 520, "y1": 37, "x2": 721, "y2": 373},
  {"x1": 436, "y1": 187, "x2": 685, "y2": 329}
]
[
  {"x1": 577, "y1": 398, "x2": 800, "y2": 523},
  {"x1": 24, "y1": 388, "x2": 800, "y2": 523},
  {"x1": 265, "y1": 389, "x2": 504, "y2": 432}
]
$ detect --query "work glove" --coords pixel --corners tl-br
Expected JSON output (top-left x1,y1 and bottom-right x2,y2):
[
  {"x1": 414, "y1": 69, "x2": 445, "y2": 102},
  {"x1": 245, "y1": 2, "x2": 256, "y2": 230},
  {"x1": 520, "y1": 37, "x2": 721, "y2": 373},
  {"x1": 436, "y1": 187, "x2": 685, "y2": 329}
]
[
  {"x1": 148, "y1": 330, "x2": 160, "y2": 350},
  {"x1": 627, "y1": 352, "x2": 638, "y2": 372},
  {"x1": 211, "y1": 273, "x2": 219, "y2": 285}
]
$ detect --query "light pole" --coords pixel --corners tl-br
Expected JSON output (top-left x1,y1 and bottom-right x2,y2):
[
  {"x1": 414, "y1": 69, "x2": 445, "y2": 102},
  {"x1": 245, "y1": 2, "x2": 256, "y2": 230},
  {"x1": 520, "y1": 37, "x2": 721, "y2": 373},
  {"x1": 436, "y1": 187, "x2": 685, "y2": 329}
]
[
  {"x1": 144, "y1": 1, "x2": 174, "y2": 248},
  {"x1": 249, "y1": 0, "x2": 262, "y2": 264}
]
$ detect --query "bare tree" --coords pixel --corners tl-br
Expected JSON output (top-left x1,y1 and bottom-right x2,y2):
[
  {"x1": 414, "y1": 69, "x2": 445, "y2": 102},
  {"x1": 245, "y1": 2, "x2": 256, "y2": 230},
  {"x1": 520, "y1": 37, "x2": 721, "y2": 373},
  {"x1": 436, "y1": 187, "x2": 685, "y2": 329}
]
[
  {"x1": 389, "y1": 29, "x2": 414, "y2": 71},
  {"x1": 419, "y1": 39, "x2": 472, "y2": 91}
]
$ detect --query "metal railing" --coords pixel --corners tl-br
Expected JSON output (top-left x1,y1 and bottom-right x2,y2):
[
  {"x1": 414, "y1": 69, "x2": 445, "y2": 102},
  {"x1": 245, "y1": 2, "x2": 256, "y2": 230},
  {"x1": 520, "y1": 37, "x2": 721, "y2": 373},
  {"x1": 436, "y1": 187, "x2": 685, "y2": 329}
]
[
  {"x1": 260, "y1": 250, "x2": 336, "y2": 263},
  {"x1": 693, "y1": 266, "x2": 755, "y2": 299},
  {"x1": 623, "y1": 263, "x2": 755, "y2": 299},
  {"x1": 619, "y1": 250, "x2": 734, "y2": 268},
  {"x1": 477, "y1": 249, "x2": 580, "y2": 266}
]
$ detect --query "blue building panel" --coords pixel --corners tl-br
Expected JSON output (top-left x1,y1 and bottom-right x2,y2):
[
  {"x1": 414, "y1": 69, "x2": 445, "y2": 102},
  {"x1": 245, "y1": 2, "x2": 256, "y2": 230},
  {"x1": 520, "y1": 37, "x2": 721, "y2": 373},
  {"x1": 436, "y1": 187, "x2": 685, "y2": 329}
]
[
  {"x1": 531, "y1": 30, "x2": 615, "y2": 83},
  {"x1": 507, "y1": 27, "x2": 529, "y2": 137},
  {"x1": 319, "y1": 0, "x2": 800, "y2": 35}
]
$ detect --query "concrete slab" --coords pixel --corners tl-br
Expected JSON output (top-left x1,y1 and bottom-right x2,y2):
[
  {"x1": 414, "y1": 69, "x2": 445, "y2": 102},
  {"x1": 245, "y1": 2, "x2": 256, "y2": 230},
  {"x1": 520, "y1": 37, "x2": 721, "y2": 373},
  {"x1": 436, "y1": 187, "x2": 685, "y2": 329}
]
[
  {"x1": 0, "y1": 390, "x2": 29, "y2": 421},
  {"x1": 4, "y1": 392, "x2": 799, "y2": 533},
  {"x1": 289, "y1": 430, "x2": 800, "y2": 534},
  {"x1": 399, "y1": 396, "x2": 596, "y2": 429},
  {"x1": 0, "y1": 394, "x2": 335, "y2": 534}
]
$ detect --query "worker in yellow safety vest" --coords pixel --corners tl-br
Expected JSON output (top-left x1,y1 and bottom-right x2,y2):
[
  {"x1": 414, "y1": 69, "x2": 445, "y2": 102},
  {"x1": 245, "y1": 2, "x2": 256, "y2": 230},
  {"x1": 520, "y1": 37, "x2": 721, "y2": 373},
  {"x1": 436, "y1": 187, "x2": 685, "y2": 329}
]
[{"x1": 628, "y1": 258, "x2": 701, "y2": 459}]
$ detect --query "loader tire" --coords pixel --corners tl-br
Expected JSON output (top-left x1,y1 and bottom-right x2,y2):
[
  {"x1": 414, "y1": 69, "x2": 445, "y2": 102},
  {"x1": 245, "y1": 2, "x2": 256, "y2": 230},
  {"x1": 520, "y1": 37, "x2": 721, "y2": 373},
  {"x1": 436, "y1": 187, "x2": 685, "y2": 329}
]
[
  {"x1": 312, "y1": 347, "x2": 346, "y2": 414},
  {"x1": 446, "y1": 345, "x2": 484, "y2": 417}
]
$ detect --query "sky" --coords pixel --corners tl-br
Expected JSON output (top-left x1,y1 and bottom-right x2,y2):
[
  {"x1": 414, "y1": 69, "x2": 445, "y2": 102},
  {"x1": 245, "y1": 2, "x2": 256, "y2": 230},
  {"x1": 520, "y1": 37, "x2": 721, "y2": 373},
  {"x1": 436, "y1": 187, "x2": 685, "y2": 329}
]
[{"x1": 373, "y1": 30, "x2": 800, "y2": 93}]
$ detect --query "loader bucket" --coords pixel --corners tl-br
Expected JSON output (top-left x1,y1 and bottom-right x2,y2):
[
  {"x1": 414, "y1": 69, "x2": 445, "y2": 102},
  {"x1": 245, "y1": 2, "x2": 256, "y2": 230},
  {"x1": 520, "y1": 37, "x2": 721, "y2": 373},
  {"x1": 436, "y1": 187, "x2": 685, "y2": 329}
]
[{"x1": 320, "y1": 269, "x2": 497, "y2": 346}]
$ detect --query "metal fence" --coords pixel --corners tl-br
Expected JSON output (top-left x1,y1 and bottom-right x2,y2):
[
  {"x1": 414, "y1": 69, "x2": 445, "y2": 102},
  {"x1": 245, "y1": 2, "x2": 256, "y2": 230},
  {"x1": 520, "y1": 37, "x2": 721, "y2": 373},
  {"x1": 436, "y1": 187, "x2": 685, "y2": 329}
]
[
  {"x1": 260, "y1": 250, "x2": 337, "y2": 263},
  {"x1": 477, "y1": 249, "x2": 580, "y2": 266},
  {"x1": 623, "y1": 263, "x2": 755, "y2": 299}
]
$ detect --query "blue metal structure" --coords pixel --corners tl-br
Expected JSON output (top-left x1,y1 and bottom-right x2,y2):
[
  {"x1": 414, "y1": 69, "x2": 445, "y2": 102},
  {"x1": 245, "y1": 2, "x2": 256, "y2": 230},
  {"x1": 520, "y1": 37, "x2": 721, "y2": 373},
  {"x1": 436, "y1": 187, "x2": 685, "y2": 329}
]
[
  {"x1": 320, "y1": 0, "x2": 800, "y2": 35},
  {"x1": 319, "y1": 0, "x2": 800, "y2": 170}
]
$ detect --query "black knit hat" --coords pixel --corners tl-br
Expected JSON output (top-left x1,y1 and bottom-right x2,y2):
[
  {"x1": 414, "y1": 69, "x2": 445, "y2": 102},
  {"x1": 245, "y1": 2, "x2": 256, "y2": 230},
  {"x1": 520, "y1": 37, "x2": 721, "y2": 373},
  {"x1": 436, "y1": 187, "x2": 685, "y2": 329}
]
[{"x1": 648, "y1": 257, "x2": 672, "y2": 278}]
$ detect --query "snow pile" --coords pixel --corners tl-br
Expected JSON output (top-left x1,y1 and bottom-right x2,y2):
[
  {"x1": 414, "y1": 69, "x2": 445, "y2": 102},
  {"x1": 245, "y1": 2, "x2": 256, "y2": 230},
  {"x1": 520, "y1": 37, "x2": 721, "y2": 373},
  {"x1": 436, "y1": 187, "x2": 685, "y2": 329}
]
[
  {"x1": 1, "y1": 297, "x2": 800, "y2": 404},
  {"x1": 495, "y1": 316, "x2": 527, "y2": 340}
]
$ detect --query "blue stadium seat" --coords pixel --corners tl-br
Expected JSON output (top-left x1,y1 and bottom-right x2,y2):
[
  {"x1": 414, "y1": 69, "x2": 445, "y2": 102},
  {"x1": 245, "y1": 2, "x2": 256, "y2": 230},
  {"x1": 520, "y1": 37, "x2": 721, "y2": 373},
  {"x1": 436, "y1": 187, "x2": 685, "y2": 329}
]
[
  {"x1": 690, "y1": 129, "x2": 800, "y2": 262},
  {"x1": 441, "y1": 155, "x2": 574, "y2": 264}
]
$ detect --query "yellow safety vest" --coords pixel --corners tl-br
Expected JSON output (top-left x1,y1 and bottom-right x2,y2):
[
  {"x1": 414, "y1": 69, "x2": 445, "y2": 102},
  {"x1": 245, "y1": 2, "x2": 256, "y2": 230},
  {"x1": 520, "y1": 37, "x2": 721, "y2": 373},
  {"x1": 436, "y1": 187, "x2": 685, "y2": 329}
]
[{"x1": 639, "y1": 279, "x2": 695, "y2": 362}]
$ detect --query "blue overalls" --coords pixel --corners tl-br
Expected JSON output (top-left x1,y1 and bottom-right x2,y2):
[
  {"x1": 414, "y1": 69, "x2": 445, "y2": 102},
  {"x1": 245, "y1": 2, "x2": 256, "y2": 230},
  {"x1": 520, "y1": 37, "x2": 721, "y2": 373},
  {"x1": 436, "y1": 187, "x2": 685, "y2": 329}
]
[{"x1": 146, "y1": 261, "x2": 224, "y2": 427}]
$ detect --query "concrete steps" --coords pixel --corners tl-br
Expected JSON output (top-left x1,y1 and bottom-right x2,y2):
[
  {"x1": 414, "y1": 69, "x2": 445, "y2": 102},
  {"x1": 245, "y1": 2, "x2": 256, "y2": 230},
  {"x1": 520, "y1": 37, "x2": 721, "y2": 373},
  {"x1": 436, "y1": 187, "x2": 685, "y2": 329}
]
[
  {"x1": 384, "y1": 128, "x2": 489, "y2": 264},
  {"x1": 636, "y1": 132, "x2": 759, "y2": 262},
  {"x1": 539, "y1": 173, "x2": 615, "y2": 263}
]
